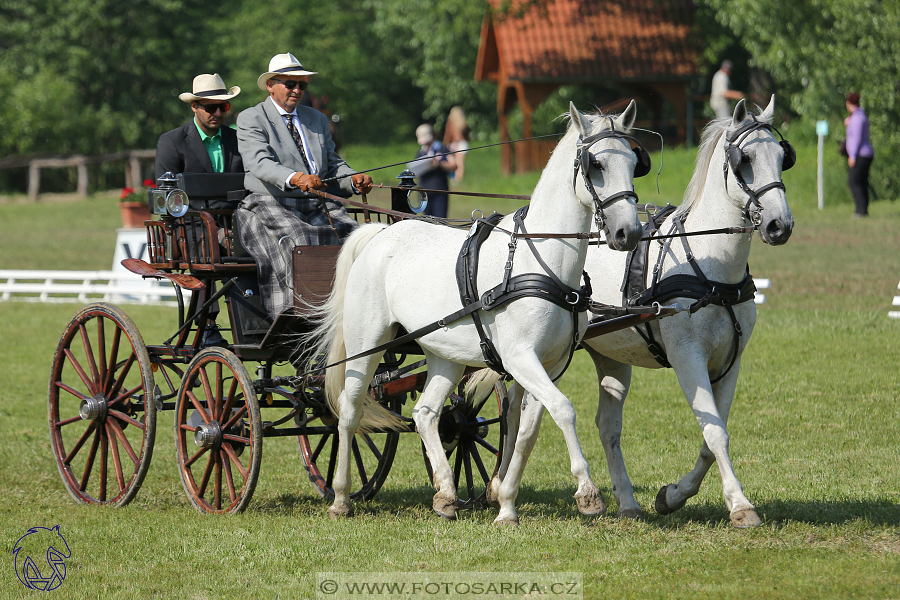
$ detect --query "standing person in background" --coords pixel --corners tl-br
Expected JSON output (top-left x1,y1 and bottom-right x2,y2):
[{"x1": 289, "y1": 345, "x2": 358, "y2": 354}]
[
  {"x1": 710, "y1": 60, "x2": 744, "y2": 119},
  {"x1": 844, "y1": 92, "x2": 875, "y2": 218},
  {"x1": 412, "y1": 124, "x2": 455, "y2": 219},
  {"x1": 443, "y1": 106, "x2": 470, "y2": 183}
]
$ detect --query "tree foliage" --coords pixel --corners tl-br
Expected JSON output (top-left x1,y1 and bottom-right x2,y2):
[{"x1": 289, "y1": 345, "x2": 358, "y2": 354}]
[{"x1": 702, "y1": 0, "x2": 900, "y2": 197}]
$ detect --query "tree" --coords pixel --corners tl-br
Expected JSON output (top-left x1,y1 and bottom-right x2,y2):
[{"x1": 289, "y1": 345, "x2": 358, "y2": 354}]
[
  {"x1": 701, "y1": 0, "x2": 900, "y2": 198},
  {"x1": 0, "y1": 0, "x2": 229, "y2": 156}
]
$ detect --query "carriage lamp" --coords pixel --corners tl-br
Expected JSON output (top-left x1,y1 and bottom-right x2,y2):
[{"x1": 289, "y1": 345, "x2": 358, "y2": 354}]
[
  {"x1": 151, "y1": 171, "x2": 190, "y2": 218},
  {"x1": 393, "y1": 168, "x2": 428, "y2": 214}
]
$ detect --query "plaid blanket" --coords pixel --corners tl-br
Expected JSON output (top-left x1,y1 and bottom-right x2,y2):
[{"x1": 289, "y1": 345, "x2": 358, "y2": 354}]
[{"x1": 236, "y1": 193, "x2": 358, "y2": 318}]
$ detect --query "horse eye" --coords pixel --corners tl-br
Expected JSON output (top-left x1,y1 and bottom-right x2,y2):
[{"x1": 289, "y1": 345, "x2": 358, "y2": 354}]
[{"x1": 591, "y1": 157, "x2": 602, "y2": 170}]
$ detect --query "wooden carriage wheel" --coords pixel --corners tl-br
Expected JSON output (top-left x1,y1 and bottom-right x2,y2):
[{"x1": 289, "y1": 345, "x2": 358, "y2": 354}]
[
  {"x1": 174, "y1": 348, "x2": 262, "y2": 514},
  {"x1": 48, "y1": 303, "x2": 157, "y2": 506},
  {"x1": 297, "y1": 394, "x2": 402, "y2": 502},
  {"x1": 423, "y1": 381, "x2": 508, "y2": 509}
]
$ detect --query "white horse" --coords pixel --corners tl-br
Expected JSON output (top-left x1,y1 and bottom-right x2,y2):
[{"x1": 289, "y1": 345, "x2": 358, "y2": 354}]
[
  {"x1": 311, "y1": 101, "x2": 644, "y2": 522},
  {"x1": 492, "y1": 97, "x2": 793, "y2": 527}
]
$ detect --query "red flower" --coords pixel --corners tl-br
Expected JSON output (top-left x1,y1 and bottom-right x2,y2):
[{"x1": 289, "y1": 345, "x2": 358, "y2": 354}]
[
  {"x1": 120, "y1": 187, "x2": 135, "y2": 200},
  {"x1": 143, "y1": 178, "x2": 157, "y2": 189}
]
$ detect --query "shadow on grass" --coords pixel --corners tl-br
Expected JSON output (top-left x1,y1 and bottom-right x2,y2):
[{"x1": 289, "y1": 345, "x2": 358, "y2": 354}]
[{"x1": 645, "y1": 498, "x2": 900, "y2": 529}]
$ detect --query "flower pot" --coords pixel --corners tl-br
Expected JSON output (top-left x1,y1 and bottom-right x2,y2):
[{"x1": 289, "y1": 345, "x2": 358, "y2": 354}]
[{"x1": 119, "y1": 201, "x2": 152, "y2": 229}]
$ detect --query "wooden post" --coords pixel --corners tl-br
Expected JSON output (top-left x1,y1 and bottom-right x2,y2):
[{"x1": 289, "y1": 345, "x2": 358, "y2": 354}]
[
  {"x1": 129, "y1": 154, "x2": 142, "y2": 190},
  {"x1": 28, "y1": 161, "x2": 40, "y2": 202},
  {"x1": 76, "y1": 156, "x2": 89, "y2": 197}
]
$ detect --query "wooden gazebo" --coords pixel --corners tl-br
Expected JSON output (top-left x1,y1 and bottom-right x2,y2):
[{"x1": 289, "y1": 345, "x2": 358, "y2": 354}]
[{"x1": 475, "y1": 0, "x2": 697, "y2": 173}]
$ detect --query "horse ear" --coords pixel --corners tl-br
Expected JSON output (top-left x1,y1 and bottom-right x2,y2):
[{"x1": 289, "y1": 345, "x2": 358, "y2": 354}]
[
  {"x1": 615, "y1": 99, "x2": 638, "y2": 131},
  {"x1": 731, "y1": 99, "x2": 748, "y2": 127},
  {"x1": 759, "y1": 94, "x2": 776, "y2": 123},
  {"x1": 569, "y1": 102, "x2": 592, "y2": 137}
]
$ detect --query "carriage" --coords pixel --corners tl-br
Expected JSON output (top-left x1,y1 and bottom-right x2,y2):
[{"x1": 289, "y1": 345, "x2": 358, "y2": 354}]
[
  {"x1": 46, "y1": 169, "x2": 518, "y2": 514},
  {"x1": 47, "y1": 98, "x2": 792, "y2": 525}
]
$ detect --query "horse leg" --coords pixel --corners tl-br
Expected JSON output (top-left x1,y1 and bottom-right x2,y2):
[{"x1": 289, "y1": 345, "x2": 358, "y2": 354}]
[
  {"x1": 657, "y1": 355, "x2": 759, "y2": 527},
  {"x1": 493, "y1": 390, "x2": 544, "y2": 526},
  {"x1": 327, "y1": 367, "x2": 372, "y2": 519},
  {"x1": 585, "y1": 348, "x2": 641, "y2": 520},
  {"x1": 486, "y1": 381, "x2": 522, "y2": 508},
  {"x1": 504, "y1": 355, "x2": 606, "y2": 519},
  {"x1": 413, "y1": 356, "x2": 466, "y2": 520}
]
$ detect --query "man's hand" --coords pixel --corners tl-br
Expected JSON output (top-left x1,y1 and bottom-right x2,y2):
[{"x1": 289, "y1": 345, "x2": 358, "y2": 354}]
[
  {"x1": 290, "y1": 173, "x2": 323, "y2": 192},
  {"x1": 351, "y1": 173, "x2": 373, "y2": 194}
]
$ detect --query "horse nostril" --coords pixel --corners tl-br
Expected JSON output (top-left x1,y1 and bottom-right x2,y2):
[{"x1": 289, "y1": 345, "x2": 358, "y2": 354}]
[
  {"x1": 765, "y1": 219, "x2": 793, "y2": 244},
  {"x1": 614, "y1": 227, "x2": 642, "y2": 251}
]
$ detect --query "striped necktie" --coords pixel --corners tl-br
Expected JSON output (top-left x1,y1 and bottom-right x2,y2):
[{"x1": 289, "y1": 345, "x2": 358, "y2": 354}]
[{"x1": 284, "y1": 114, "x2": 313, "y2": 173}]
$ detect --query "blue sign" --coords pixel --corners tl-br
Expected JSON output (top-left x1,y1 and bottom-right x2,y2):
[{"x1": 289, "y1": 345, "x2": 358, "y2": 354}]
[
  {"x1": 816, "y1": 120, "x2": 829, "y2": 136},
  {"x1": 12, "y1": 525, "x2": 71, "y2": 591}
]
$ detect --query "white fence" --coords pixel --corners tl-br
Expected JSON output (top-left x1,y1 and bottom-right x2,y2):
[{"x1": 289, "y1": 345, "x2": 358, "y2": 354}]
[
  {"x1": 0, "y1": 270, "x2": 182, "y2": 306},
  {"x1": 890, "y1": 280, "x2": 900, "y2": 320},
  {"x1": 754, "y1": 278, "x2": 770, "y2": 305}
]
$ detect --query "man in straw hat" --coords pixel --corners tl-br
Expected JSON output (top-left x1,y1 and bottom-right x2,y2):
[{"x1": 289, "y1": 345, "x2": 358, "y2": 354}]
[
  {"x1": 155, "y1": 73, "x2": 243, "y2": 179},
  {"x1": 155, "y1": 73, "x2": 244, "y2": 347},
  {"x1": 235, "y1": 52, "x2": 372, "y2": 319}
]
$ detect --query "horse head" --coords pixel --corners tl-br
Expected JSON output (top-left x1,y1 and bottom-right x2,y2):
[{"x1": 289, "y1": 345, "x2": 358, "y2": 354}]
[
  {"x1": 724, "y1": 96, "x2": 794, "y2": 246},
  {"x1": 569, "y1": 101, "x2": 644, "y2": 251}
]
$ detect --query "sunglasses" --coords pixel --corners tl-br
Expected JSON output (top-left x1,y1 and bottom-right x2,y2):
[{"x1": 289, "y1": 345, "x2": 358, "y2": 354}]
[
  {"x1": 271, "y1": 78, "x2": 308, "y2": 91},
  {"x1": 196, "y1": 102, "x2": 230, "y2": 114}
]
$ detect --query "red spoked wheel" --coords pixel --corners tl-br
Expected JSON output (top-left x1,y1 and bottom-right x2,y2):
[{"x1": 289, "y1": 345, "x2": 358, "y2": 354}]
[
  {"x1": 298, "y1": 392, "x2": 402, "y2": 502},
  {"x1": 423, "y1": 381, "x2": 507, "y2": 509},
  {"x1": 48, "y1": 303, "x2": 157, "y2": 506},
  {"x1": 174, "y1": 348, "x2": 262, "y2": 514}
]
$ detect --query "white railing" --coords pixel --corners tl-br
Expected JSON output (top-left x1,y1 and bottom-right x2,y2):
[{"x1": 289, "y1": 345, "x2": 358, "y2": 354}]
[
  {"x1": 754, "y1": 278, "x2": 770, "y2": 305},
  {"x1": 0, "y1": 269, "x2": 183, "y2": 306},
  {"x1": 890, "y1": 280, "x2": 900, "y2": 320}
]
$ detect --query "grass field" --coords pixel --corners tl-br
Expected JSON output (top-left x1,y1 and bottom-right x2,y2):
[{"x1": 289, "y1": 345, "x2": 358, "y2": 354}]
[{"x1": 0, "y1": 141, "x2": 898, "y2": 599}]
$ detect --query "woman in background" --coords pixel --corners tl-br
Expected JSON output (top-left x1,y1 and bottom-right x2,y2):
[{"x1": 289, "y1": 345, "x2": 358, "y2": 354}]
[
  {"x1": 844, "y1": 92, "x2": 874, "y2": 217},
  {"x1": 443, "y1": 106, "x2": 470, "y2": 184}
]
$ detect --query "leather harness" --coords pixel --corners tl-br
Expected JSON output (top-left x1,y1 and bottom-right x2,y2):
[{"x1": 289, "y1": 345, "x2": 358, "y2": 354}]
[
  {"x1": 456, "y1": 206, "x2": 592, "y2": 378},
  {"x1": 620, "y1": 205, "x2": 756, "y2": 383}
]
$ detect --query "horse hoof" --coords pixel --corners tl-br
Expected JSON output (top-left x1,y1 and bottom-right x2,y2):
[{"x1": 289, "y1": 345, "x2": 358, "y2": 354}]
[
  {"x1": 494, "y1": 515, "x2": 519, "y2": 527},
  {"x1": 327, "y1": 504, "x2": 353, "y2": 519},
  {"x1": 574, "y1": 487, "x2": 606, "y2": 516},
  {"x1": 655, "y1": 484, "x2": 686, "y2": 515},
  {"x1": 616, "y1": 508, "x2": 644, "y2": 521},
  {"x1": 731, "y1": 509, "x2": 762, "y2": 528},
  {"x1": 433, "y1": 493, "x2": 458, "y2": 520}
]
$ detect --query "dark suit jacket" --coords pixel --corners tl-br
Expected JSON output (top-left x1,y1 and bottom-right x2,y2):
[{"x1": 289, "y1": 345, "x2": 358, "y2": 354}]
[{"x1": 155, "y1": 120, "x2": 243, "y2": 179}]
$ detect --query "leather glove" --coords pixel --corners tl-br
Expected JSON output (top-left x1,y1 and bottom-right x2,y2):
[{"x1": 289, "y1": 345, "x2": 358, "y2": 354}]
[
  {"x1": 351, "y1": 173, "x2": 373, "y2": 194},
  {"x1": 291, "y1": 173, "x2": 323, "y2": 192}
]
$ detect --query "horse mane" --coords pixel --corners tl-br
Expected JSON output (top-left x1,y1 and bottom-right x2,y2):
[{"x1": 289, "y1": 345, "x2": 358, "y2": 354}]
[{"x1": 675, "y1": 104, "x2": 773, "y2": 221}]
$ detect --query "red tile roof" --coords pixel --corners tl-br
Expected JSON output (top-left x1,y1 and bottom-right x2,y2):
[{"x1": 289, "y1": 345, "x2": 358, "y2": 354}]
[{"x1": 477, "y1": 0, "x2": 698, "y2": 83}]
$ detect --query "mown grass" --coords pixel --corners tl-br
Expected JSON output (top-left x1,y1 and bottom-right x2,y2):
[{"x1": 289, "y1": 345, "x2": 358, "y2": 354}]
[{"x1": 0, "y1": 140, "x2": 898, "y2": 599}]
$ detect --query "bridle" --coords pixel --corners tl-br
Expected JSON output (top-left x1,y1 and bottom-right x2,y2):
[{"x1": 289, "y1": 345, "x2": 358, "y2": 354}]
[
  {"x1": 723, "y1": 117, "x2": 794, "y2": 226},
  {"x1": 573, "y1": 119, "x2": 650, "y2": 238}
]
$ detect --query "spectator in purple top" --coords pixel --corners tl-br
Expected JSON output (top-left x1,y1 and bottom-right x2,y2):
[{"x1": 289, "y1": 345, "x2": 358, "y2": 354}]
[{"x1": 844, "y1": 92, "x2": 874, "y2": 217}]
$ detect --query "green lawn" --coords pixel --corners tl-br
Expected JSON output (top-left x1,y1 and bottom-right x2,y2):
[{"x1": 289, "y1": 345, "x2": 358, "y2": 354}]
[{"x1": 0, "y1": 141, "x2": 898, "y2": 599}]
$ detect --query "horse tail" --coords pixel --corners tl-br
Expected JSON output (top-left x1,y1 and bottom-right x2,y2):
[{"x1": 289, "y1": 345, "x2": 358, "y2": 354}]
[
  {"x1": 464, "y1": 368, "x2": 504, "y2": 404},
  {"x1": 308, "y1": 223, "x2": 404, "y2": 433}
]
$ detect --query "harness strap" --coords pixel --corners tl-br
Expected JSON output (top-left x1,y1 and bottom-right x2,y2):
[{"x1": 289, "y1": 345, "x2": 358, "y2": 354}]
[{"x1": 457, "y1": 212, "x2": 507, "y2": 373}]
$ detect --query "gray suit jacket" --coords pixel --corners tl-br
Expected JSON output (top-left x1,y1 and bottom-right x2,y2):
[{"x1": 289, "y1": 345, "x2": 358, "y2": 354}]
[{"x1": 236, "y1": 97, "x2": 356, "y2": 197}]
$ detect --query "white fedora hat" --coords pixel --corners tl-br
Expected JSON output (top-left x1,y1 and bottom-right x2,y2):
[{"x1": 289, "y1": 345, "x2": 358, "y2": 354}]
[
  {"x1": 257, "y1": 53, "x2": 317, "y2": 90},
  {"x1": 178, "y1": 73, "x2": 241, "y2": 103}
]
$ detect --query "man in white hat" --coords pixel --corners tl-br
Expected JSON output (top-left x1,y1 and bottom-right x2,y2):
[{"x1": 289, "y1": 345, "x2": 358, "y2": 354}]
[
  {"x1": 155, "y1": 73, "x2": 244, "y2": 347},
  {"x1": 155, "y1": 73, "x2": 243, "y2": 179},
  {"x1": 235, "y1": 52, "x2": 373, "y2": 318}
]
